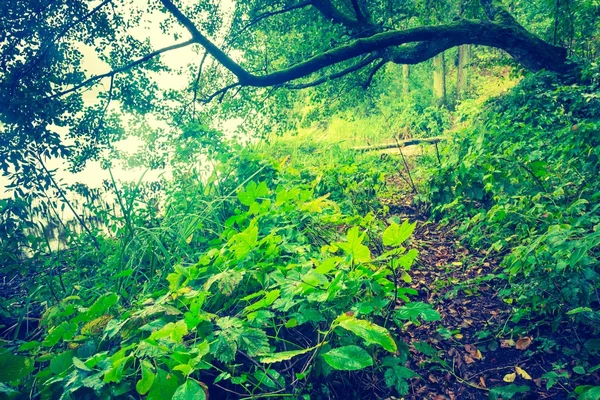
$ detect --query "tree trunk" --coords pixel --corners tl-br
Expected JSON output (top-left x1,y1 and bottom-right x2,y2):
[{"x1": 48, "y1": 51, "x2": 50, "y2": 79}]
[
  {"x1": 456, "y1": 45, "x2": 470, "y2": 100},
  {"x1": 433, "y1": 53, "x2": 447, "y2": 106},
  {"x1": 402, "y1": 64, "x2": 410, "y2": 97}
]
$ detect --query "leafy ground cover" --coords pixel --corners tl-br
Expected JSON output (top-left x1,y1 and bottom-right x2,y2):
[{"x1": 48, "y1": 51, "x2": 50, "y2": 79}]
[{"x1": 1, "y1": 69, "x2": 600, "y2": 399}]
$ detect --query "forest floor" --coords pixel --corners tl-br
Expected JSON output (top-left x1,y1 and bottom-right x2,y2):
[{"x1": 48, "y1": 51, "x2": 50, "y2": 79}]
[{"x1": 380, "y1": 171, "x2": 586, "y2": 400}]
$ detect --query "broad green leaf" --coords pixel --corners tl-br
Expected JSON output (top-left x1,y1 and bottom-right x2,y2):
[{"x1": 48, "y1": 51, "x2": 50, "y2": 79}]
[
  {"x1": 239, "y1": 328, "x2": 270, "y2": 356},
  {"x1": 42, "y1": 321, "x2": 76, "y2": 347},
  {"x1": 0, "y1": 351, "x2": 34, "y2": 382},
  {"x1": 172, "y1": 379, "x2": 206, "y2": 400},
  {"x1": 576, "y1": 386, "x2": 600, "y2": 400},
  {"x1": 322, "y1": 345, "x2": 373, "y2": 371},
  {"x1": 488, "y1": 384, "x2": 530, "y2": 400},
  {"x1": 72, "y1": 356, "x2": 91, "y2": 372},
  {"x1": 103, "y1": 355, "x2": 132, "y2": 383},
  {"x1": 211, "y1": 334, "x2": 237, "y2": 363},
  {"x1": 395, "y1": 302, "x2": 441, "y2": 324},
  {"x1": 86, "y1": 293, "x2": 119, "y2": 319},
  {"x1": 136, "y1": 360, "x2": 155, "y2": 395},
  {"x1": 150, "y1": 320, "x2": 188, "y2": 343},
  {"x1": 230, "y1": 225, "x2": 259, "y2": 260},
  {"x1": 50, "y1": 350, "x2": 73, "y2": 374},
  {"x1": 337, "y1": 226, "x2": 371, "y2": 263},
  {"x1": 238, "y1": 181, "x2": 269, "y2": 206},
  {"x1": 383, "y1": 221, "x2": 416, "y2": 247},
  {"x1": 413, "y1": 341, "x2": 438, "y2": 357},
  {"x1": 147, "y1": 368, "x2": 179, "y2": 400},
  {"x1": 335, "y1": 315, "x2": 397, "y2": 353},
  {"x1": 244, "y1": 289, "x2": 280, "y2": 313}
]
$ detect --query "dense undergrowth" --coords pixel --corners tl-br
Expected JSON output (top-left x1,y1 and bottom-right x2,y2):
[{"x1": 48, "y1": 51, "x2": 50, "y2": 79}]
[
  {"x1": 2, "y1": 68, "x2": 600, "y2": 399},
  {"x1": 426, "y1": 69, "x2": 600, "y2": 397},
  {"x1": 0, "y1": 144, "x2": 444, "y2": 399}
]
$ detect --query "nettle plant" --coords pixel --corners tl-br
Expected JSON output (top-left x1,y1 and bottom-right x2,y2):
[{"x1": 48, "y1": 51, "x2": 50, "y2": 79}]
[{"x1": 3, "y1": 180, "x2": 439, "y2": 399}]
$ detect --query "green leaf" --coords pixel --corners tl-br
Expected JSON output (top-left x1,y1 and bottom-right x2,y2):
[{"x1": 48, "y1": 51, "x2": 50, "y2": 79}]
[
  {"x1": 337, "y1": 226, "x2": 371, "y2": 263},
  {"x1": 244, "y1": 290, "x2": 280, "y2": 313},
  {"x1": 72, "y1": 357, "x2": 92, "y2": 372},
  {"x1": 383, "y1": 221, "x2": 416, "y2": 247},
  {"x1": 395, "y1": 302, "x2": 441, "y2": 324},
  {"x1": 239, "y1": 328, "x2": 270, "y2": 357},
  {"x1": 230, "y1": 225, "x2": 259, "y2": 260},
  {"x1": 335, "y1": 315, "x2": 397, "y2": 353},
  {"x1": 238, "y1": 181, "x2": 269, "y2": 206},
  {"x1": 42, "y1": 321, "x2": 76, "y2": 347},
  {"x1": 150, "y1": 320, "x2": 188, "y2": 343},
  {"x1": 413, "y1": 341, "x2": 438, "y2": 357},
  {"x1": 86, "y1": 293, "x2": 119, "y2": 319},
  {"x1": 322, "y1": 345, "x2": 373, "y2": 371},
  {"x1": 584, "y1": 339, "x2": 600, "y2": 354},
  {"x1": 147, "y1": 368, "x2": 179, "y2": 400},
  {"x1": 574, "y1": 366, "x2": 586, "y2": 375},
  {"x1": 576, "y1": 386, "x2": 600, "y2": 400},
  {"x1": 211, "y1": 334, "x2": 237, "y2": 363},
  {"x1": 488, "y1": 384, "x2": 530, "y2": 400},
  {"x1": 136, "y1": 360, "x2": 155, "y2": 395},
  {"x1": 260, "y1": 347, "x2": 314, "y2": 364},
  {"x1": 172, "y1": 379, "x2": 206, "y2": 400},
  {"x1": 50, "y1": 350, "x2": 74, "y2": 374},
  {"x1": 0, "y1": 351, "x2": 34, "y2": 382},
  {"x1": 567, "y1": 307, "x2": 593, "y2": 315}
]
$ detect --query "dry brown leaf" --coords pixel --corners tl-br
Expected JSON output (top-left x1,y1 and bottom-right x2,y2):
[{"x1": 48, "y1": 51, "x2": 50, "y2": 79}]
[
  {"x1": 464, "y1": 355, "x2": 476, "y2": 364},
  {"x1": 500, "y1": 339, "x2": 515, "y2": 348},
  {"x1": 503, "y1": 372, "x2": 516, "y2": 383},
  {"x1": 479, "y1": 377, "x2": 487, "y2": 388},
  {"x1": 516, "y1": 366, "x2": 532, "y2": 380},
  {"x1": 464, "y1": 344, "x2": 483, "y2": 360},
  {"x1": 516, "y1": 337, "x2": 532, "y2": 350}
]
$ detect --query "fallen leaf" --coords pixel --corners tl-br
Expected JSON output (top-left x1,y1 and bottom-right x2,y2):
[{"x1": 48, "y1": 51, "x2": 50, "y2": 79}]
[
  {"x1": 500, "y1": 339, "x2": 515, "y2": 348},
  {"x1": 479, "y1": 377, "x2": 486, "y2": 388},
  {"x1": 516, "y1": 337, "x2": 532, "y2": 350},
  {"x1": 454, "y1": 333, "x2": 463, "y2": 340},
  {"x1": 516, "y1": 366, "x2": 532, "y2": 380},
  {"x1": 503, "y1": 372, "x2": 516, "y2": 383},
  {"x1": 464, "y1": 355, "x2": 475, "y2": 364},
  {"x1": 464, "y1": 344, "x2": 483, "y2": 360}
]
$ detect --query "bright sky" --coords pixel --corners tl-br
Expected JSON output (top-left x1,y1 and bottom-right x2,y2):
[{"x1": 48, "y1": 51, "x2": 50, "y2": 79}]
[{"x1": 1, "y1": 0, "x2": 240, "y2": 201}]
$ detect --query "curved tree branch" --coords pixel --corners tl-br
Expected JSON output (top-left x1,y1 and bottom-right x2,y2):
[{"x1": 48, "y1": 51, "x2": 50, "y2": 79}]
[
  {"x1": 286, "y1": 54, "x2": 379, "y2": 89},
  {"x1": 362, "y1": 58, "x2": 387, "y2": 88},
  {"x1": 53, "y1": 0, "x2": 572, "y2": 100}
]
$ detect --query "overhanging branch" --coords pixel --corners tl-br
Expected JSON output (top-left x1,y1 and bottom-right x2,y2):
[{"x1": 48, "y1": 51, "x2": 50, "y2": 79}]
[
  {"x1": 286, "y1": 54, "x2": 379, "y2": 89},
  {"x1": 48, "y1": 39, "x2": 196, "y2": 98}
]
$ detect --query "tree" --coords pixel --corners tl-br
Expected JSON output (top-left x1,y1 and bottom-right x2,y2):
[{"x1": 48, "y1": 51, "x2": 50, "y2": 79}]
[{"x1": 0, "y1": 0, "x2": 583, "y2": 253}]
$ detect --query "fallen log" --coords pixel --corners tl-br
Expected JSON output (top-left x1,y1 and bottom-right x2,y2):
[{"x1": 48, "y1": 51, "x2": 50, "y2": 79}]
[{"x1": 352, "y1": 136, "x2": 446, "y2": 152}]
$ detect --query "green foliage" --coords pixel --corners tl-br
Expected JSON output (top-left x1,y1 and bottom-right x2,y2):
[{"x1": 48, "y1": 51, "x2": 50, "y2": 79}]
[
  {"x1": 428, "y1": 69, "x2": 600, "y2": 329},
  {"x1": 1, "y1": 148, "x2": 423, "y2": 399}
]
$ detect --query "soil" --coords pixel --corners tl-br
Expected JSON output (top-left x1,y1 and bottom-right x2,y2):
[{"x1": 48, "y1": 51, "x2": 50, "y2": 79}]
[{"x1": 378, "y1": 173, "x2": 599, "y2": 400}]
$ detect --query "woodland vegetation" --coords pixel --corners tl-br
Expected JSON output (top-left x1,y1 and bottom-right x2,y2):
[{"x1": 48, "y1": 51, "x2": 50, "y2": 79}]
[{"x1": 1, "y1": 0, "x2": 600, "y2": 399}]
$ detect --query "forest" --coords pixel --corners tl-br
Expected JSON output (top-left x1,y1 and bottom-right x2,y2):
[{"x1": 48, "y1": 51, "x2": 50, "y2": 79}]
[{"x1": 1, "y1": 0, "x2": 599, "y2": 398}]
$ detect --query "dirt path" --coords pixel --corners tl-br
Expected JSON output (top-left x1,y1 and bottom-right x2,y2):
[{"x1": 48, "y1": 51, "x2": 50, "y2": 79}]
[{"x1": 381, "y1": 175, "x2": 574, "y2": 400}]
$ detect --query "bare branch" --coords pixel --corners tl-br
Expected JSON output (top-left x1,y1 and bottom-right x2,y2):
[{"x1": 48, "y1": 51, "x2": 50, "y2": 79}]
[
  {"x1": 199, "y1": 82, "x2": 240, "y2": 104},
  {"x1": 160, "y1": 0, "x2": 252, "y2": 81},
  {"x1": 363, "y1": 58, "x2": 387, "y2": 88},
  {"x1": 48, "y1": 39, "x2": 196, "y2": 98}
]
